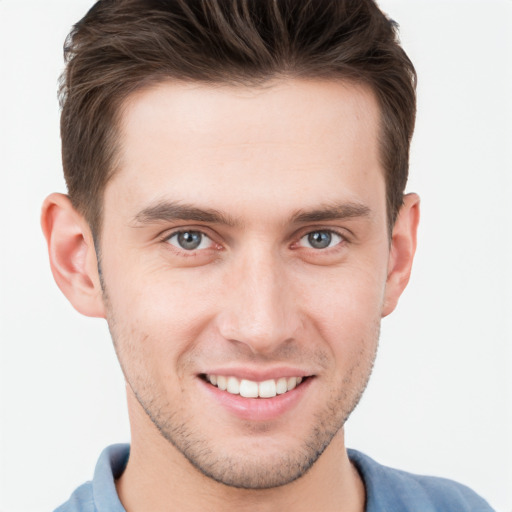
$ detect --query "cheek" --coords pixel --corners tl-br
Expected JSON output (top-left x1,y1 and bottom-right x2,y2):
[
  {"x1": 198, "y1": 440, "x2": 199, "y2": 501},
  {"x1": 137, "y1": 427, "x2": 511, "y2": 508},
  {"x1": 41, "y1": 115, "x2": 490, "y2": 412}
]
[
  {"x1": 102, "y1": 263, "x2": 219, "y2": 369},
  {"x1": 300, "y1": 259, "x2": 387, "y2": 315},
  {"x1": 296, "y1": 261, "x2": 386, "y2": 354}
]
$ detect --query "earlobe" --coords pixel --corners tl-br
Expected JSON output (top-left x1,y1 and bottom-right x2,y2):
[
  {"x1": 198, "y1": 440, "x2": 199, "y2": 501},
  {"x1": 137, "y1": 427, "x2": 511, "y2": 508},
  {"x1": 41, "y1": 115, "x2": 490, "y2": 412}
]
[
  {"x1": 382, "y1": 193, "x2": 420, "y2": 317},
  {"x1": 41, "y1": 193, "x2": 106, "y2": 318}
]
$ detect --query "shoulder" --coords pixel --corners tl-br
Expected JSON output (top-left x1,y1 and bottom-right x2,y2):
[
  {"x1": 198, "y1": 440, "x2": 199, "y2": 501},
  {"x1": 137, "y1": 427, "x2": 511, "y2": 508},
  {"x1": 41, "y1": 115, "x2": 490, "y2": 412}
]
[
  {"x1": 348, "y1": 449, "x2": 495, "y2": 512},
  {"x1": 53, "y1": 444, "x2": 129, "y2": 512},
  {"x1": 53, "y1": 482, "x2": 95, "y2": 512}
]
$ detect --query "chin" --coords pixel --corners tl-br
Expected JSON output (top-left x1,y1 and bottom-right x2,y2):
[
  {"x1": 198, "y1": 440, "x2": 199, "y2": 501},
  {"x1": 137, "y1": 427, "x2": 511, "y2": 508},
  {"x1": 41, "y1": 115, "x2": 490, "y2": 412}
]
[{"x1": 178, "y1": 441, "x2": 327, "y2": 489}]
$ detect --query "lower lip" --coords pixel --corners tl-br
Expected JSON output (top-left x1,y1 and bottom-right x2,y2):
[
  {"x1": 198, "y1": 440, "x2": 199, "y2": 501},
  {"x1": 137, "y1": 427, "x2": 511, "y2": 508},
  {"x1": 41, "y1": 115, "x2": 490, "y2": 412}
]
[{"x1": 199, "y1": 377, "x2": 313, "y2": 422}]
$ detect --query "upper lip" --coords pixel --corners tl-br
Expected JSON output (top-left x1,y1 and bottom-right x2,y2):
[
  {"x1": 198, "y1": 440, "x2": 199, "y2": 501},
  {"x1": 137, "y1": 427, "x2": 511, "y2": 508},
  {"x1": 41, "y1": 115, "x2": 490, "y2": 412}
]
[{"x1": 199, "y1": 367, "x2": 312, "y2": 381}]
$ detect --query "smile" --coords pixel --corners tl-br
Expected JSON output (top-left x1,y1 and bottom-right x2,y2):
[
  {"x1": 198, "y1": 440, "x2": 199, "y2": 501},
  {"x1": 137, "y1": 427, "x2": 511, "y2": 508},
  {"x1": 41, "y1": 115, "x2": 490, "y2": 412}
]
[{"x1": 204, "y1": 374, "x2": 305, "y2": 398}]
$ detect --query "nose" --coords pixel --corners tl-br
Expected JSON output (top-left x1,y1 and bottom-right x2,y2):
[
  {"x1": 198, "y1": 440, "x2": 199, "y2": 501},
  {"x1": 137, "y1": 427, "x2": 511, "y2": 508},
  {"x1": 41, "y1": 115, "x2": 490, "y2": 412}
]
[{"x1": 216, "y1": 246, "x2": 301, "y2": 355}]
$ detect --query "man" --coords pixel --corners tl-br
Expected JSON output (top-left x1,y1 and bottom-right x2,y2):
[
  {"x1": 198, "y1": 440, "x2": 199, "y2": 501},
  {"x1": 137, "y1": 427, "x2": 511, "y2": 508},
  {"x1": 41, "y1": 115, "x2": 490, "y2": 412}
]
[{"x1": 41, "y1": 0, "x2": 494, "y2": 510}]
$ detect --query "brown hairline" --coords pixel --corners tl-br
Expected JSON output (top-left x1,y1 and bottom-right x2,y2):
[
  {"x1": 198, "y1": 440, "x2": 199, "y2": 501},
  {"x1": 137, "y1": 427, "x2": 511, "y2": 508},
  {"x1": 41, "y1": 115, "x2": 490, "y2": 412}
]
[{"x1": 59, "y1": 0, "x2": 417, "y2": 241}]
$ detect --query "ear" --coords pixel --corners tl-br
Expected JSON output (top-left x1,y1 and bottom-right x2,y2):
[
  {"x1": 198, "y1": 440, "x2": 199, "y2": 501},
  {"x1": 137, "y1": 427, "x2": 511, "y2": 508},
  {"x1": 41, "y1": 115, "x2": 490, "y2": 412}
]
[
  {"x1": 41, "y1": 193, "x2": 106, "y2": 318},
  {"x1": 382, "y1": 193, "x2": 420, "y2": 317}
]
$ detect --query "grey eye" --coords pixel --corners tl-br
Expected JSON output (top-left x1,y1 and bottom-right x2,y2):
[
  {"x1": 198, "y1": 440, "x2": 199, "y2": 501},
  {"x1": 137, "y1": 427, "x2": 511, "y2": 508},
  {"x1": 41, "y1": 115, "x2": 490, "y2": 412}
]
[
  {"x1": 300, "y1": 231, "x2": 342, "y2": 249},
  {"x1": 167, "y1": 231, "x2": 212, "y2": 251}
]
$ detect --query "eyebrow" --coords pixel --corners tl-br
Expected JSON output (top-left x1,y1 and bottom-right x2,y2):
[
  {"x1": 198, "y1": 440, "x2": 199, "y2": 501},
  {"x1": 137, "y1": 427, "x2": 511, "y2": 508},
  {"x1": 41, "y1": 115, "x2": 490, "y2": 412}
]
[
  {"x1": 132, "y1": 199, "x2": 372, "y2": 227},
  {"x1": 133, "y1": 200, "x2": 241, "y2": 227},
  {"x1": 291, "y1": 202, "x2": 372, "y2": 223}
]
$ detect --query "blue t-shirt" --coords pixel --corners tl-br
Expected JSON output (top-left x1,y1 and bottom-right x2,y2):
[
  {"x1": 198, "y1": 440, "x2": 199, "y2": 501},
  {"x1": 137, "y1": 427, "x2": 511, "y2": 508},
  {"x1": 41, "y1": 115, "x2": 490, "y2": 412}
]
[{"x1": 55, "y1": 444, "x2": 494, "y2": 511}]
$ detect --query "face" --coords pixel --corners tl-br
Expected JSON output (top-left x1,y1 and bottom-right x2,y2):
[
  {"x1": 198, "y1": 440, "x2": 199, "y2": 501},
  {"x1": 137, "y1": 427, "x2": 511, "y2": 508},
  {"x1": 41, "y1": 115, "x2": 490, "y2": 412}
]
[{"x1": 99, "y1": 79, "x2": 392, "y2": 489}]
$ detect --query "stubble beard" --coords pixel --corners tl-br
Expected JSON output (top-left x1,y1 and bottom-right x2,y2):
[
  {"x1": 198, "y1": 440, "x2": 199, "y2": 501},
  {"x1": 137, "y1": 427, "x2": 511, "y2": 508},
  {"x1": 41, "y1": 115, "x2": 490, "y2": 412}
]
[
  {"x1": 126, "y1": 359, "x2": 376, "y2": 490},
  {"x1": 103, "y1": 289, "x2": 379, "y2": 490},
  {"x1": 116, "y1": 343, "x2": 378, "y2": 490}
]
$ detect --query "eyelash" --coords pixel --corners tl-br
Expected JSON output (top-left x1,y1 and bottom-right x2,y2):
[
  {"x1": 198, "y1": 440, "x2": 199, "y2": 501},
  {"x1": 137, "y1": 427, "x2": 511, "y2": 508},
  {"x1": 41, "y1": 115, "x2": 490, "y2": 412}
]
[
  {"x1": 161, "y1": 227, "x2": 348, "y2": 255},
  {"x1": 296, "y1": 229, "x2": 345, "y2": 250},
  {"x1": 162, "y1": 229, "x2": 218, "y2": 255}
]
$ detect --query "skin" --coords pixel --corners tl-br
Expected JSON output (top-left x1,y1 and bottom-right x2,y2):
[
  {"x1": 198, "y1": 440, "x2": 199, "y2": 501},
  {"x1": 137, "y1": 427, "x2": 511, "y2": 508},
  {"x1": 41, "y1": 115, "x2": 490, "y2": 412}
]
[{"x1": 42, "y1": 79, "x2": 419, "y2": 512}]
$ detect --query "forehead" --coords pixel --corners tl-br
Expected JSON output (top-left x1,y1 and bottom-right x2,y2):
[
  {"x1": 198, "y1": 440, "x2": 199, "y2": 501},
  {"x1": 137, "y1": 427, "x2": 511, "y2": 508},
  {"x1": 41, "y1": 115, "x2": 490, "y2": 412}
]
[{"x1": 106, "y1": 79, "x2": 385, "y2": 222}]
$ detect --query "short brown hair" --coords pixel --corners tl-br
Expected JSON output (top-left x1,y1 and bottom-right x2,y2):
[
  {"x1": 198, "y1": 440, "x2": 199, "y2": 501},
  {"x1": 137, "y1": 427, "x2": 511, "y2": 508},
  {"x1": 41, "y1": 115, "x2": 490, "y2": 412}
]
[{"x1": 60, "y1": 0, "x2": 416, "y2": 236}]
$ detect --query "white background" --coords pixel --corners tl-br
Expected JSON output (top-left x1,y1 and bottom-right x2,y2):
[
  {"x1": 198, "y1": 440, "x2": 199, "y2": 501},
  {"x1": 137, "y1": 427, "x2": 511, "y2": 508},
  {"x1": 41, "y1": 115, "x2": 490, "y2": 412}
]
[{"x1": 0, "y1": 1, "x2": 511, "y2": 511}]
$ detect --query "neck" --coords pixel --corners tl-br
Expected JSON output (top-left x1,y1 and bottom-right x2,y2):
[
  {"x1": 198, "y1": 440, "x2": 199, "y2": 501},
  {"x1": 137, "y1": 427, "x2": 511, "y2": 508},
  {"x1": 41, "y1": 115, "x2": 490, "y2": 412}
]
[{"x1": 116, "y1": 391, "x2": 365, "y2": 512}]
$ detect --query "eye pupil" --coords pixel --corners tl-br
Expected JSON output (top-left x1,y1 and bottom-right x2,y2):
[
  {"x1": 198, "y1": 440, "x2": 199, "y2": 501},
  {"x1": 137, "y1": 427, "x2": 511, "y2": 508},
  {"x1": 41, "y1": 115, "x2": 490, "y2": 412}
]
[
  {"x1": 308, "y1": 231, "x2": 332, "y2": 249},
  {"x1": 178, "y1": 231, "x2": 202, "y2": 250}
]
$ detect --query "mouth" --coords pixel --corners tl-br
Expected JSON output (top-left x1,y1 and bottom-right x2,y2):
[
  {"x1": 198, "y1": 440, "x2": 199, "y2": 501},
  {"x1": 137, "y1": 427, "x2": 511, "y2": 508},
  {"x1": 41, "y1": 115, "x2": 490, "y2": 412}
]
[{"x1": 201, "y1": 374, "x2": 308, "y2": 398}]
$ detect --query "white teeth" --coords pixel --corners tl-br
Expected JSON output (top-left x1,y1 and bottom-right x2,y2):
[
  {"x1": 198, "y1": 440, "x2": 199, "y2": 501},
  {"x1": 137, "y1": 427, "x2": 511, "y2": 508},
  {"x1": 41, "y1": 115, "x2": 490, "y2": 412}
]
[
  {"x1": 217, "y1": 375, "x2": 227, "y2": 391},
  {"x1": 206, "y1": 374, "x2": 305, "y2": 398},
  {"x1": 258, "y1": 379, "x2": 277, "y2": 398},
  {"x1": 239, "y1": 379, "x2": 259, "y2": 398},
  {"x1": 276, "y1": 377, "x2": 288, "y2": 395},
  {"x1": 227, "y1": 376, "x2": 240, "y2": 394}
]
